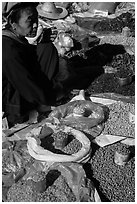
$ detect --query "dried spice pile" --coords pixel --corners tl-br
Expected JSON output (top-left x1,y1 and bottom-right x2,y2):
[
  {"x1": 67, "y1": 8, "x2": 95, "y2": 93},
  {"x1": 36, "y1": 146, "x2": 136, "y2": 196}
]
[
  {"x1": 40, "y1": 130, "x2": 82, "y2": 155},
  {"x1": 102, "y1": 101, "x2": 135, "y2": 138},
  {"x1": 99, "y1": 34, "x2": 135, "y2": 51},
  {"x1": 7, "y1": 169, "x2": 76, "y2": 202},
  {"x1": 91, "y1": 143, "x2": 135, "y2": 202},
  {"x1": 37, "y1": 175, "x2": 76, "y2": 202},
  {"x1": 86, "y1": 52, "x2": 135, "y2": 96},
  {"x1": 86, "y1": 72, "x2": 135, "y2": 96}
]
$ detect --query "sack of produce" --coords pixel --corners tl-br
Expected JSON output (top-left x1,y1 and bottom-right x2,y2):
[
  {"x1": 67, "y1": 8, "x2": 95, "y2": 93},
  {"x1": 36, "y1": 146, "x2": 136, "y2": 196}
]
[
  {"x1": 27, "y1": 124, "x2": 91, "y2": 163},
  {"x1": 48, "y1": 99, "x2": 107, "y2": 136},
  {"x1": 6, "y1": 162, "x2": 101, "y2": 202}
]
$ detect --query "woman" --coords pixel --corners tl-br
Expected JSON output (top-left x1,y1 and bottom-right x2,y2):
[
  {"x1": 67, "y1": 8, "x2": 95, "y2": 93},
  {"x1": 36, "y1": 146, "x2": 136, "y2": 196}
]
[{"x1": 2, "y1": 2, "x2": 64, "y2": 127}]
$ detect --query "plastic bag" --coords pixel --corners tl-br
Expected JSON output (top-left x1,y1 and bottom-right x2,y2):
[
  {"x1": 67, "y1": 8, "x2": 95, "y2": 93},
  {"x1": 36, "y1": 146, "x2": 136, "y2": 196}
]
[
  {"x1": 49, "y1": 162, "x2": 101, "y2": 202},
  {"x1": 2, "y1": 140, "x2": 34, "y2": 186},
  {"x1": 6, "y1": 162, "x2": 101, "y2": 202},
  {"x1": 27, "y1": 125, "x2": 91, "y2": 163},
  {"x1": 48, "y1": 99, "x2": 106, "y2": 135},
  {"x1": 2, "y1": 139, "x2": 36, "y2": 201}
]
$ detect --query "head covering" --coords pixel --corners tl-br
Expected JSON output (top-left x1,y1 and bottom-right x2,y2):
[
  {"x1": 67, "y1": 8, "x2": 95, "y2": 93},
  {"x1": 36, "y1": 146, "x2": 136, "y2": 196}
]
[
  {"x1": 37, "y1": 2, "x2": 68, "y2": 20},
  {"x1": 2, "y1": 2, "x2": 39, "y2": 17}
]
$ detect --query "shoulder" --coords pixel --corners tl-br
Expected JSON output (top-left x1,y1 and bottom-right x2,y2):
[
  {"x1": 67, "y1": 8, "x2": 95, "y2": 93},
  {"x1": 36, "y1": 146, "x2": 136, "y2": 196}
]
[
  {"x1": 3, "y1": 35, "x2": 19, "y2": 49},
  {"x1": 2, "y1": 35, "x2": 31, "y2": 57},
  {"x1": 2, "y1": 36, "x2": 20, "y2": 59}
]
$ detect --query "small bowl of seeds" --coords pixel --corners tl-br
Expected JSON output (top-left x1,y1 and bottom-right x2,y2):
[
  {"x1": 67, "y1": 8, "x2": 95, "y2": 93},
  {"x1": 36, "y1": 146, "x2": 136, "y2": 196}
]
[
  {"x1": 115, "y1": 67, "x2": 133, "y2": 86},
  {"x1": 117, "y1": 75, "x2": 133, "y2": 86},
  {"x1": 114, "y1": 143, "x2": 131, "y2": 166}
]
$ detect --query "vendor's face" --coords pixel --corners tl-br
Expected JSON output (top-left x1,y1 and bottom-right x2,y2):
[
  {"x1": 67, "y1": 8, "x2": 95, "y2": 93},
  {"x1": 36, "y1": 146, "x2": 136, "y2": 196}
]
[{"x1": 13, "y1": 6, "x2": 38, "y2": 37}]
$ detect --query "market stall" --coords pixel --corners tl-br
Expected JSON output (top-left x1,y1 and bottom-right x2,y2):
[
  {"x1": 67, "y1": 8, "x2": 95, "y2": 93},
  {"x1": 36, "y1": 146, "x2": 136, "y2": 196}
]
[{"x1": 2, "y1": 2, "x2": 135, "y2": 202}]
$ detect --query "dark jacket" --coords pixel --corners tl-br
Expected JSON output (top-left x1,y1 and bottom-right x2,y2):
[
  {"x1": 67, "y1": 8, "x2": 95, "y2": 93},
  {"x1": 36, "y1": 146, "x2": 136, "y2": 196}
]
[{"x1": 2, "y1": 30, "x2": 57, "y2": 125}]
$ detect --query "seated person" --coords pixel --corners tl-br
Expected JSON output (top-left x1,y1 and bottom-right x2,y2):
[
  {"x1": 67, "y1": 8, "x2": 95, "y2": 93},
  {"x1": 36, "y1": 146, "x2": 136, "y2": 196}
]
[{"x1": 2, "y1": 2, "x2": 65, "y2": 127}]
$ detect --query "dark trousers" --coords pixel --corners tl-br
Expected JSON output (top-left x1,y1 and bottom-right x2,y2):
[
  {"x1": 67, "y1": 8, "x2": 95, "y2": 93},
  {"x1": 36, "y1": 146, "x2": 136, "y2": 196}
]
[{"x1": 36, "y1": 42, "x2": 59, "y2": 82}]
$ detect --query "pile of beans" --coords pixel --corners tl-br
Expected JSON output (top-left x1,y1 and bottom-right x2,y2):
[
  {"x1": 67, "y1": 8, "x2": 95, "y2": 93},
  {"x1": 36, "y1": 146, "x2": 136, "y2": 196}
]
[
  {"x1": 115, "y1": 67, "x2": 132, "y2": 78},
  {"x1": 7, "y1": 169, "x2": 76, "y2": 202},
  {"x1": 102, "y1": 101, "x2": 135, "y2": 137},
  {"x1": 7, "y1": 180, "x2": 37, "y2": 202},
  {"x1": 37, "y1": 175, "x2": 76, "y2": 202},
  {"x1": 62, "y1": 138, "x2": 83, "y2": 154},
  {"x1": 40, "y1": 131, "x2": 82, "y2": 155},
  {"x1": 100, "y1": 35, "x2": 135, "y2": 50},
  {"x1": 91, "y1": 142, "x2": 135, "y2": 202},
  {"x1": 86, "y1": 72, "x2": 135, "y2": 96},
  {"x1": 116, "y1": 142, "x2": 131, "y2": 155}
]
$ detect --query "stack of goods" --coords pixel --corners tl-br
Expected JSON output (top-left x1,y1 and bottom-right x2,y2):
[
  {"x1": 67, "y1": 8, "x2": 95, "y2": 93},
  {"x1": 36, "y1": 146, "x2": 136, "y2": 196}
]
[
  {"x1": 91, "y1": 142, "x2": 135, "y2": 202},
  {"x1": 102, "y1": 101, "x2": 135, "y2": 138}
]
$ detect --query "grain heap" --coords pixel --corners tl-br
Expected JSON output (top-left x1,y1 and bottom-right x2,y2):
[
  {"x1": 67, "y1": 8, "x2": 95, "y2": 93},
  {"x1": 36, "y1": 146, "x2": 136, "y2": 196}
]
[
  {"x1": 99, "y1": 34, "x2": 135, "y2": 50},
  {"x1": 86, "y1": 52, "x2": 135, "y2": 96},
  {"x1": 86, "y1": 72, "x2": 135, "y2": 96},
  {"x1": 7, "y1": 180, "x2": 37, "y2": 202},
  {"x1": 91, "y1": 143, "x2": 135, "y2": 202},
  {"x1": 37, "y1": 175, "x2": 76, "y2": 202},
  {"x1": 102, "y1": 101, "x2": 135, "y2": 138},
  {"x1": 115, "y1": 66, "x2": 132, "y2": 78},
  {"x1": 7, "y1": 170, "x2": 76, "y2": 202},
  {"x1": 40, "y1": 130, "x2": 82, "y2": 155}
]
